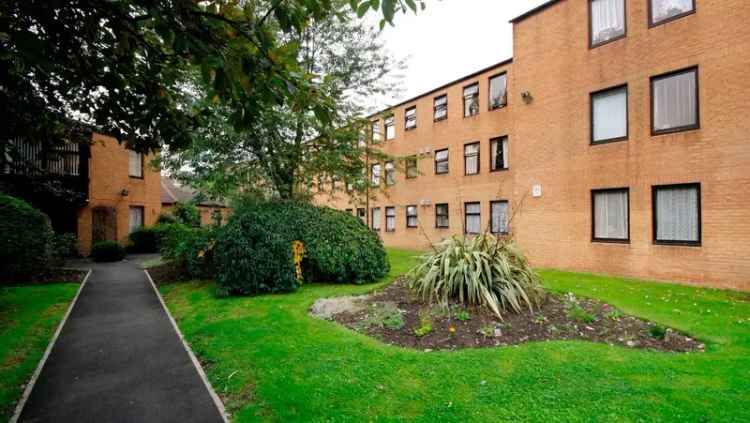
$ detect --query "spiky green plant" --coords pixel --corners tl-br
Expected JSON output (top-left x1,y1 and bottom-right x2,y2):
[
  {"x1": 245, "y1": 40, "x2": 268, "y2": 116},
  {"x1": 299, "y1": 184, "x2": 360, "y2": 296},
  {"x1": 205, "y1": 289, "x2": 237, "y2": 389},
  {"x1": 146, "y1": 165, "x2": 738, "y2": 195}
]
[{"x1": 408, "y1": 234, "x2": 544, "y2": 319}]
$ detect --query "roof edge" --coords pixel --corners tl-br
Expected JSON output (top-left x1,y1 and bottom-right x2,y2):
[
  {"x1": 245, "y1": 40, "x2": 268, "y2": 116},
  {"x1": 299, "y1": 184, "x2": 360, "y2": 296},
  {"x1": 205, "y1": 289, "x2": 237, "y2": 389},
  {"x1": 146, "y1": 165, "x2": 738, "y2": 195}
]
[{"x1": 509, "y1": 0, "x2": 564, "y2": 24}]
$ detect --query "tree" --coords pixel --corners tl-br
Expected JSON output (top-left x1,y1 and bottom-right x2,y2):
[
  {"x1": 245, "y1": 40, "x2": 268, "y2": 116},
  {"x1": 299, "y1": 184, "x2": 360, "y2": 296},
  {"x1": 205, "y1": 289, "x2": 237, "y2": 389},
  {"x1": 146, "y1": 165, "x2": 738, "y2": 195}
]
[
  {"x1": 1, "y1": 0, "x2": 429, "y2": 154},
  {"x1": 163, "y1": 4, "x2": 403, "y2": 200}
]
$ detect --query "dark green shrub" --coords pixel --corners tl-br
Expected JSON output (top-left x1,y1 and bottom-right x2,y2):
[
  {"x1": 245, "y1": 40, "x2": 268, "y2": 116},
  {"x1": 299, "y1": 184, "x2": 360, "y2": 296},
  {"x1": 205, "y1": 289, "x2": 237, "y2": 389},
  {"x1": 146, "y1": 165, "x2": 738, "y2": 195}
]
[
  {"x1": 50, "y1": 233, "x2": 79, "y2": 267},
  {"x1": 173, "y1": 202, "x2": 201, "y2": 227},
  {"x1": 0, "y1": 193, "x2": 53, "y2": 281},
  {"x1": 91, "y1": 241, "x2": 125, "y2": 262},
  {"x1": 156, "y1": 213, "x2": 177, "y2": 224},
  {"x1": 128, "y1": 225, "x2": 174, "y2": 253},
  {"x1": 214, "y1": 201, "x2": 389, "y2": 295},
  {"x1": 161, "y1": 224, "x2": 214, "y2": 279}
]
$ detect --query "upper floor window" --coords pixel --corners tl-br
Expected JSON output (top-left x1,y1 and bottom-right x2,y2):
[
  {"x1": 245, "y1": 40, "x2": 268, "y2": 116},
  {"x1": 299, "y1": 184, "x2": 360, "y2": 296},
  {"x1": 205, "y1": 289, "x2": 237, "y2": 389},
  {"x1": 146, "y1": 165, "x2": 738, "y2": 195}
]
[
  {"x1": 435, "y1": 203, "x2": 449, "y2": 228},
  {"x1": 491, "y1": 201, "x2": 509, "y2": 235},
  {"x1": 650, "y1": 0, "x2": 695, "y2": 26},
  {"x1": 592, "y1": 188, "x2": 629, "y2": 242},
  {"x1": 406, "y1": 205, "x2": 418, "y2": 228},
  {"x1": 651, "y1": 67, "x2": 699, "y2": 135},
  {"x1": 464, "y1": 142, "x2": 480, "y2": 175},
  {"x1": 590, "y1": 0, "x2": 626, "y2": 48},
  {"x1": 128, "y1": 150, "x2": 143, "y2": 178},
  {"x1": 385, "y1": 207, "x2": 396, "y2": 232},
  {"x1": 464, "y1": 202, "x2": 481, "y2": 234},
  {"x1": 371, "y1": 207, "x2": 381, "y2": 231},
  {"x1": 435, "y1": 148, "x2": 449, "y2": 174},
  {"x1": 653, "y1": 183, "x2": 701, "y2": 245},
  {"x1": 591, "y1": 85, "x2": 628, "y2": 144},
  {"x1": 371, "y1": 120, "x2": 381, "y2": 144},
  {"x1": 405, "y1": 106, "x2": 417, "y2": 130},
  {"x1": 384, "y1": 116, "x2": 395, "y2": 140},
  {"x1": 490, "y1": 136, "x2": 509, "y2": 171},
  {"x1": 371, "y1": 163, "x2": 381, "y2": 186},
  {"x1": 405, "y1": 156, "x2": 418, "y2": 179},
  {"x1": 463, "y1": 83, "x2": 480, "y2": 117},
  {"x1": 385, "y1": 161, "x2": 395, "y2": 186},
  {"x1": 489, "y1": 73, "x2": 508, "y2": 110},
  {"x1": 434, "y1": 95, "x2": 448, "y2": 121}
]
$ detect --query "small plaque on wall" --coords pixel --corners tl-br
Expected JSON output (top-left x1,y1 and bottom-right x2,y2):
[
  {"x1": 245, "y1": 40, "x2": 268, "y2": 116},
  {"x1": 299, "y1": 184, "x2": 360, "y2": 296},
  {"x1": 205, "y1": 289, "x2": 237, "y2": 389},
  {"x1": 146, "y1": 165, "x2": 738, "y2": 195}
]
[{"x1": 532, "y1": 184, "x2": 542, "y2": 198}]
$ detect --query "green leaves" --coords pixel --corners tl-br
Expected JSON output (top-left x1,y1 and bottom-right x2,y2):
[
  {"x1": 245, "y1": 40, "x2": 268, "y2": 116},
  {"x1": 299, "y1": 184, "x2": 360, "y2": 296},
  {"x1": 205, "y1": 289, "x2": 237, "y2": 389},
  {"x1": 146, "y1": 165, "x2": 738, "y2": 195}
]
[{"x1": 349, "y1": 0, "x2": 430, "y2": 27}]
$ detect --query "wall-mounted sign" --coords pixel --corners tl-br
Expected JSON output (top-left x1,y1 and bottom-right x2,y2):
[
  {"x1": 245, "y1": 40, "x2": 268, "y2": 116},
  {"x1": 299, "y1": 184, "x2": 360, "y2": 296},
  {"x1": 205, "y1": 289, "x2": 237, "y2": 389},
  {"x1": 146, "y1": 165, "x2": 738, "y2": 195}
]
[{"x1": 532, "y1": 184, "x2": 542, "y2": 198}]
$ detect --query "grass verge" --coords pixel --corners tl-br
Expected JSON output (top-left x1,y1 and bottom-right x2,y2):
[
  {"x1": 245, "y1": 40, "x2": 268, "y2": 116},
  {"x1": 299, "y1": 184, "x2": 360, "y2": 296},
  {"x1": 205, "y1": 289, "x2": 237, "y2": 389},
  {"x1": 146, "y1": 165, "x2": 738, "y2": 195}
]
[{"x1": 159, "y1": 248, "x2": 750, "y2": 422}]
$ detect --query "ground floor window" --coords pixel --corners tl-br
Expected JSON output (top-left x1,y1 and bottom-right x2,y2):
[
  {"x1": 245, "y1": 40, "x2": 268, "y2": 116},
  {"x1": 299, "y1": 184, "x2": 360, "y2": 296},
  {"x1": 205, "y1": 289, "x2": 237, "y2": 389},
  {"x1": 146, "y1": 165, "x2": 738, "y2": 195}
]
[
  {"x1": 357, "y1": 208, "x2": 366, "y2": 224},
  {"x1": 592, "y1": 188, "x2": 629, "y2": 242},
  {"x1": 371, "y1": 207, "x2": 381, "y2": 231},
  {"x1": 435, "y1": 203, "x2": 449, "y2": 228},
  {"x1": 464, "y1": 202, "x2": 481, "y2": 234},
  {"x1": 490, "y1": 201, "x2": 509, "y2": 235},
  {"x1": 653, "y1": 183, "x2": 700, "y2": 245},
  {"x1": 128, "y1": 206, "x2": 144, "y2": 234},
  {"x1": 386, "y1": 207, "x2": 396, "y2": 232},
  {"x1": 345, "y1": 208, "x2": 353, "y2": 215}
]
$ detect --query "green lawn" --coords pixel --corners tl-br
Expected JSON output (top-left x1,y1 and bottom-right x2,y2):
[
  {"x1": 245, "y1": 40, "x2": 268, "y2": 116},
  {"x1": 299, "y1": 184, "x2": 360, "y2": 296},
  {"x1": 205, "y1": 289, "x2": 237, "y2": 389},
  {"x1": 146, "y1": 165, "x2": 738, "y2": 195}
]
[
  {"x1": 160, "y1": 248, "x2": 750, "y2": 422},
  {"x1": 0, "y1": 283, "x2": 79, "y2": 419}
]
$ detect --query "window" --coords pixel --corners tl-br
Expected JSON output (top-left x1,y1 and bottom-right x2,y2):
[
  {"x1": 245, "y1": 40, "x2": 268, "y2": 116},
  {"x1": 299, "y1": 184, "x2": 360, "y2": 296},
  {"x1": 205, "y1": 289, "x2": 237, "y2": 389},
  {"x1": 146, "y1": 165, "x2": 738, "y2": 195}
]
[
  {"x1": 464, "y1": 202, "x2": 481, "y2": 234},
  {"x1": 405, "y1": 106, "x2": 417, "y2": 130},
  {"x1": 653, "y1": 183, "x2": 701, "y2": 245},
  {"x1": 385, "y1": 116, "x2": 395, "y2": 140},
  {"x1": 128, "y1": 150, "x2": 143, "y2": 178},
  {"x1": 464, "y1": 142, "x2": 480, "y2": 175},
  {"x1": 371, "y1": 163, "x2": 381, "y2": 186},
  {"x1": 357, "y1": 208, "x2": 366, "y2": 224},
  {"x1": 490, "y1": 201, "x2": 509, "y2": 235},
  {"x1": 463, "y1": 83, "x2": 479, "y2": 117},
  {"x1": 386, "y1": 207, "x2": 396, "y2": 232},
  {"x1": 406, "y1": 156, "x2": 418, "y2": 179},
  {"x1": 649, "y1": 0, "x2": 695, "y2": 26},
  {"x1": 346, "y1": 180, "x2": 354, "y2": 192},
  {"x1": 128, "y1": 206, "x2": 144, "y2": 234},
  {"x1": 651, "y1": 67, "x2": 699, "y2": 135},
  {"x1": 371, "y1": 120, "x2": 381, "y2": 144},
  {"x1": 345, "y1": 208, "x2": 353, "y2": 215},
  {"x1": 591, "y1": 85, "x2": 628, "y2": 144},
  {"x1": 385, "y1": 161, "x2": 395, "y2": 186},
  {"x1": 435, "y1": 149, "x2": 449, "y2": 174},
  {"x1": 402, "y1": 205, "x2": 417, "y2": 228},
  {"x1": 590, "y1": 0, "x2": 626, "y2": 48},
  {"x1": 434, "y1": 95, "x2": 448, "y2": 121},
  {"x1": 592, "y1": 188, "x2": 629, "y2": 242},
  {"x1": 489, "y1": 73, "x2": 508, "y2": 110},
  {"x1": 435, "y1": 203, "x2": 449, "y2": 228},
  {"x1": 371, "y1": 207, "x2": 381, "y2": 231},
  {"x1": 490, "y1": 136, "x2": 509, "y2": 171}
]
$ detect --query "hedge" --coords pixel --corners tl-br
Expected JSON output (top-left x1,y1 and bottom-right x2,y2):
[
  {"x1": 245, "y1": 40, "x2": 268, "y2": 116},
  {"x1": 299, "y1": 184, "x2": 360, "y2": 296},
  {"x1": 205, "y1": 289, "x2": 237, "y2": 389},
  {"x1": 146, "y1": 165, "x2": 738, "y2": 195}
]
[
  {"x1": 91, "y1": 241, "x2": 125, "y2": 262},
  {"x1": 0, "y1": 193, "x2": 53, "y2": 281},
  {"x1": 128, "y1": 224, "x2": 174, "y2": 253},
  {"x1": 214, "y1": 201, "x2": 390, "y2": 295}
]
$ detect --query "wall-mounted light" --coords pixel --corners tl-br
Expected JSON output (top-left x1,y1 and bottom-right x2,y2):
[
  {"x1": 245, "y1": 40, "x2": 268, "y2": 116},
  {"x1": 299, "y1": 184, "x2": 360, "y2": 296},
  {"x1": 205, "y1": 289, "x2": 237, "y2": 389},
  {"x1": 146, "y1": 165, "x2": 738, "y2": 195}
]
[
  {"x1": 120, "y1": 188, "x2": 129, "y2": 197},
  {"x1": 521, "y1": 91, "x2": 533, "y2": 104}
]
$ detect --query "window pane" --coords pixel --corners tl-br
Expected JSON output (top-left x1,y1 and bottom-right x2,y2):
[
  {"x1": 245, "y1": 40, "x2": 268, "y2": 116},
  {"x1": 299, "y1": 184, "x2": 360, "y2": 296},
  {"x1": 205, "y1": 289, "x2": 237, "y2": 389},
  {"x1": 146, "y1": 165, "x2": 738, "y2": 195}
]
[
  {"x1": 466, "y1": 215, "x2": 480, "y2": 234},
  {"x1": 406, "y1": 158, "x2": 418, "y2": 178},
  {"x1": 593, "y1": 190, "x2": 628, "y2": 239},
  {"x1": 357, "y1": 208, "x2": 366, "y2": 223},
  {"x1": 491, "y1": 202, "x2": 509, "y2": 234},
  {"x1": 385, "y1": 116, "x2": 395, "y2": 139},
  {"x1": 489, "y1": 74, "x2": 507, "y2": 109},
  {"x1": 372, "y1": 208, "x2": 381, "y2": 230},
  {"x1": 651, "y1": 0, "x2": 694, "y2": 24},
  {"x1": 405, "y1": 107, "x2": 417, "y2": 129},
  {"x1": 464, "y1": 144, "x2": 479, "y2": 175},
  {"x1": 129, "y1": 150, "x2": 142, "y2": 177},
  {"x1": 371, "y1": 121, "x2": 381, "y2": 143},
  {"x1": 591, "y1": 0, "x2": 625, "y2": 45},
  {"x1": 592, "y1": 86, "x2": 627, "y2": 142},
  {"x1": 385, "y1": 161, "x2": 395, "y2": 185},
  {"x1": 128, "y1": 207, "x2": 143, "y2": 234},
  {"x1": 491, "y1": 137, "x2": 508, "y2": 170},
  {"x1": 371, "y1": 164, "x2": 380, "y2": 185},
  {"x1": 656, "y1": 185, "x2": 699, "y2": 242},
  {"x1": 464, "y1": 84, "x2": 479, "y2": 117},
  {"x1": 436, "y1": 150, "x2": 449, "y2": 174},
  {"x1": 653, "y1": 69, "x2": 697, "y2": 132},
  {"x1": 435, "y1": 96, "x2": 447, "y2": 106}
]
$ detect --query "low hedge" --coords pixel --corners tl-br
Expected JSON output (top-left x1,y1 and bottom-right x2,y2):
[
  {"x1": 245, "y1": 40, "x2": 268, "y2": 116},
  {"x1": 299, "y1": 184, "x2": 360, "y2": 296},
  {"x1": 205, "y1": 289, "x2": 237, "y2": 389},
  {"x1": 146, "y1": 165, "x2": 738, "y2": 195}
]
[
  {"x1": 0, "y1": 193, "x2": 53, "y2": 281},
  {"x1": 91, "y1": 240, "x2": 125, "y2": 262},
  {"x1": 214, "y1": 201, "x2": 390, "y2": 295},
  {"x1": 160, "y1": 224, "x2": 214, "y2": 279},
  {"x1": 128, "y1": 224, "x2": 176, "y2": 253}
]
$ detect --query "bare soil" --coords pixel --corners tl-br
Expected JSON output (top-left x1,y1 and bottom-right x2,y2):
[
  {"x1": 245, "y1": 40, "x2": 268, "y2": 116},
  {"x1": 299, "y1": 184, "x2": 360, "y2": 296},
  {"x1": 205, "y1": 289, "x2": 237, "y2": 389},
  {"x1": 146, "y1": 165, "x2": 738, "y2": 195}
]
[{"x1": 323, "y1": 277, "x2": 705, "y2": 352}]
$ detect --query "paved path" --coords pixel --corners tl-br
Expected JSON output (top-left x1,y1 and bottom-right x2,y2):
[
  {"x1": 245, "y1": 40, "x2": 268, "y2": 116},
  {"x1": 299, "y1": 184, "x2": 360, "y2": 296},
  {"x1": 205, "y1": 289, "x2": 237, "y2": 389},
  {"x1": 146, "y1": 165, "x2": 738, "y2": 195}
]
[{"x1": 18, "y1": 258, "x2": 224, "y2": 423}]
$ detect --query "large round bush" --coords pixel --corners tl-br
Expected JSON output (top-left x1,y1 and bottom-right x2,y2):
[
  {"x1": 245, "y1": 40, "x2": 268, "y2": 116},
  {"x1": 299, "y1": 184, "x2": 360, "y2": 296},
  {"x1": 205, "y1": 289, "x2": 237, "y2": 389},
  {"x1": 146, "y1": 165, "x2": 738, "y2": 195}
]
[
  {"x1": 214, "y1": 201, "x2": 390, "y2": 295},
  {"x1": 0, "y1": 193, "x2": 53, "y2": 281}
]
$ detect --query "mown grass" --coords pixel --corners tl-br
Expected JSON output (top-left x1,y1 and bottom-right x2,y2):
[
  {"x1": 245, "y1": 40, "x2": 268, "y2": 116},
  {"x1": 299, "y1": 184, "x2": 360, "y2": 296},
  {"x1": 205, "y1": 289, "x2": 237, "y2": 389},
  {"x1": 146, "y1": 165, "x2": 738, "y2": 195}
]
[
  {"x1": 0, "y1": 283, "x2": 79, "y2": 419},
  {"x1": 160, "y1": 248, "x2": 750, "y2": 422}
]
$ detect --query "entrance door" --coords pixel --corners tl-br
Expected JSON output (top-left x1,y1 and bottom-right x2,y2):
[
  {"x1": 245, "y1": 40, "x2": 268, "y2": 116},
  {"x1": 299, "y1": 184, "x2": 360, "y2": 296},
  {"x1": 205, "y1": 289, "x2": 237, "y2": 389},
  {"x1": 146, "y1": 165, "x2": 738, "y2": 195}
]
[{"x1": 92, "y1": 206, "x2": 117, "y2": 243}]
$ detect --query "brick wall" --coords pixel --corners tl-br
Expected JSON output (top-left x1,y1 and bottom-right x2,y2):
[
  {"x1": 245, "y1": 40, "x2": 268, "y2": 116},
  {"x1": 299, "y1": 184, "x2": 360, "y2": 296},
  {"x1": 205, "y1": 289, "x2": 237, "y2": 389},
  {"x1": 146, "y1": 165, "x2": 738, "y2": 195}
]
[{"x1": 318, "y1": 0, "x2": 750, "y2": 290}]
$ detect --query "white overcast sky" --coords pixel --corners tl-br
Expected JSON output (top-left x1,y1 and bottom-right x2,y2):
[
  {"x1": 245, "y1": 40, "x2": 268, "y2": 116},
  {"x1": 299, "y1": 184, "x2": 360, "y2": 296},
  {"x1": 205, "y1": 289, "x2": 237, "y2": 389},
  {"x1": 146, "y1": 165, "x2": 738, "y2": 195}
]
[{"x1": 366, "y1": 0, "x2": 549, "y2": 110}]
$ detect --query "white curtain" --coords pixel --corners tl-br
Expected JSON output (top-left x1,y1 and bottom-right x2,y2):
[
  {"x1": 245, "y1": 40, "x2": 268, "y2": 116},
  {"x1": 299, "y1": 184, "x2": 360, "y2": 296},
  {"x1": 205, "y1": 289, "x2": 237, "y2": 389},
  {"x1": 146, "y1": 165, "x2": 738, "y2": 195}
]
[
  {"x1": 489, "y1": 74, "x2": 507, "y2": 108},
  {"x1": 465, "y1": 203, "x2": 481, "y2": 234},
  {"x1": 593, "y1": 87, "x2": 627, "y2": 141},
  {"x1": 386, "y1": 207, "x2": 395, "y2": 231},
  {"x1": 128, "y1": 207, "x2": 143, "y2": 234},
  {"x1": 652, "y1": 0, "x2": 693, "y2": 23},
  {"x1": 594, "y1": 190, "x2": 628, "y2": 239},
  {"x1": 654, "y1": 70, "x2": 697, "y2": 131},
  {"x1": 656, "y1": 186, "x2": 699, "y2": 241},
  {"x1": 465, "y1": 144, "x2": 479, "y2": 174},
  {"x1": 385, "y1": 161, "x2": 395, "y2": 185},
  {"x1": 128, "y1": 150, "x2": 142, "y2": 177},
  {"x1": 371, "y1": 164, "x2": 381, "y2": 185},
  {"x1": 464, "y1": 85, "x2": 479, "y2": 116},
  {"x1": 491, "y1": 202, "x2": 509, "y2": 234},
  {"x1": 591, "y1": 0, "x2": 625, "y2": 44},
  {"x1": 436, "y1": 150, "x2": 449, "y2": 173},
  {"x1": 372, "y1": 208, "x2": 381, "y2": 230},
  {"x1": 491, "y1": 138, "x2": 509, "y2": 169}
]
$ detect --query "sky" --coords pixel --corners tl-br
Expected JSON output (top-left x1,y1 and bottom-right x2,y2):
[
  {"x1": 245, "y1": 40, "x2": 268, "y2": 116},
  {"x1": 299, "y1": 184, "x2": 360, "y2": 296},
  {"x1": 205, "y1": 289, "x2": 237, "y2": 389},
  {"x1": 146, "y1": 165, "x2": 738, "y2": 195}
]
[{"x1": 367, "y1": 0, "x2": 549, "y2": 109}]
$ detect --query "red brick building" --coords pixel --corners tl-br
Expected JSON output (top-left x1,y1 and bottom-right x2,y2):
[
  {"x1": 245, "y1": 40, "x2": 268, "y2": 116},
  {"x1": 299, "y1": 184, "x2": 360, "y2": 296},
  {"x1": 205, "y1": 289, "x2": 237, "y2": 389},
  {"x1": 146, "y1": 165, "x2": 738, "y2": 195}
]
[{"x1": 319, "y1": 0, "x2": 750, "y2": 290}]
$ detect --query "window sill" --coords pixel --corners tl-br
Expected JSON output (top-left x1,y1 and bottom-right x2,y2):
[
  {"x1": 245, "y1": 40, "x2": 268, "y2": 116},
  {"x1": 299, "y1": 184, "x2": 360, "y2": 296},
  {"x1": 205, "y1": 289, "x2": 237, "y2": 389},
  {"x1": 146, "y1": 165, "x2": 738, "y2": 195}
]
[
  {"x1": 589, "y1": 33, "x2": 626, "y2": 50},
  {"x1": 464, "y1": 172, "x2": 480, "y2": 176},
  {"x1": 406, "y1": 226, "x2": 418, "y2": 229},
  {"x1": 489, "y1": 104, "x2": 508, "y2": 112},
  {"x1": 433, "y1": 117, "x2": 448, "y2": 123},
  {"x1": 651, "y1": 124, "x2": 700, "y2": 137},
  {"x1": 591, "y1": 136, "x2": 628, "y2": 146},
  {"x1": 649, "y1": 10, "x2": 696, "y2": 28},
  {"x1": 489, "y1": 167, "x2": 509, "y2": 173},
  {"x1": 435, "y1": 226, "x2": 449, "y2": 230},
  {"x1": 129, "y1": 176, "x2": 144, "y2": 180},
  {"x1": 463, "y1": 114, "x2": 479, "y2": 119},
  {"x1": 654, "y1": 240, "x2": 701, "y2": 247},
  {"x1": 592, "y1": 238, "x2": 630, "y2": 244},
  {"x1": 405, "y1": 127, "x2": 417, "y2": 132}
]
